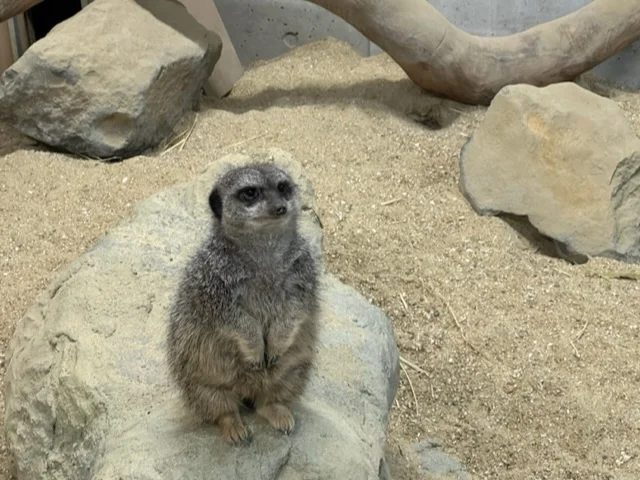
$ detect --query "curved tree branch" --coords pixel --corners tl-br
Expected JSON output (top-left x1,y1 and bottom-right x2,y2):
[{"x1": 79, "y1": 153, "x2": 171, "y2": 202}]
[
  {"x1": 0, "y1": 0, "x2": 42, "y2": 23},
  {"x1": 306, "y1": 0, "x2": 640, "y2": 105},
  {"x1": 3, "y1": 0, "x2": 639, "y2": 106}
]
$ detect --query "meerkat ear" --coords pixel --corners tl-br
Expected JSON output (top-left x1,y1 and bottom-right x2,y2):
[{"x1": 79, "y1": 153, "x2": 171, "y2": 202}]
[{"x1": 208, "y1": 188, "x2": 223, "y2": 220}]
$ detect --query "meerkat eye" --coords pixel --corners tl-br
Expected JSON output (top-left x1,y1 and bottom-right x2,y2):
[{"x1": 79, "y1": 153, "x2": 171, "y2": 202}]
[
  {"x1": 238, "y1": 187, "x2": 259, "y2": 202},
  {"x1": 277, "y1": 181, "x2": 291, "y2": 194}
]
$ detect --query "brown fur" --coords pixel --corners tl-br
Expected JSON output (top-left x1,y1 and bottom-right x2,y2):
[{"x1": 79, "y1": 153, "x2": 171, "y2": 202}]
[{"x1": 166, "y1": 163, "x2": 320, "y2": 444}]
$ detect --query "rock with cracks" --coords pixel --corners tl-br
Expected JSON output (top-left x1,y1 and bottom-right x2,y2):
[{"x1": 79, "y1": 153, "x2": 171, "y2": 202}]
[
  {"x1": 459, "y1": 82, "x2": 640, "y2": 263},
  {"x1": 4, "y1": 148, "x2": 400, "y2": 480},
  {"x1": 0, "y1": 0, "x2": 221, "y2": 160}
]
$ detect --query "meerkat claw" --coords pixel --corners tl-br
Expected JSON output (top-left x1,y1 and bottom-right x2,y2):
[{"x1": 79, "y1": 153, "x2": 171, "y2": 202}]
[
  {"x1": 249, "y1": 358, "x2": 266, "y2": 371},
  {"x1": 266, "y1": 354, "x2": 280, "y2": 368},
  {"x1": 257, "y1": 403, "x2": 295, "y2": 435},
  {"x1": 219, "y1": 414, "x2": 252, "y2": 445}
]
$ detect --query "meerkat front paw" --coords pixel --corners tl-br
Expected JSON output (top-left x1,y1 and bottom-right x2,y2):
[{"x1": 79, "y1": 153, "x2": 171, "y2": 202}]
[
  {"x1": 217, "y1": 413, "x2": 252, "y2": 445},
  {"x1": 257, "y1": 403, "x2": 295, "y2": 435},
  {"x1": 264, "y1": 338, "x2": 289, "y2": 369},
  {"x1": 251, "y1": 352, "x2": 279, "y2": 370},
  {"x1": 228, "y1": 326, "x2": 265, "y2": 370},
  {"x1": 265, "y1": 323, "x2": 299, "y2": 366}
]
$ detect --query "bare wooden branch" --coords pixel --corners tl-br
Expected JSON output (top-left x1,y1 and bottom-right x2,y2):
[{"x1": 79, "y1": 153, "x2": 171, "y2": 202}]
[
  {"x1": 306, "y1": 0, "x2": 640, "y2": 105},
  {"x1": 4, "y1": 0, "x2": 639, "y2": 105},
  {"x1": 0, "y1": 0, "x2": 42, "y2": 24}
]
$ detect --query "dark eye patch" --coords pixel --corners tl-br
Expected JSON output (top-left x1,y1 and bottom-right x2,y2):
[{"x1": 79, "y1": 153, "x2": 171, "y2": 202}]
[
  {"x1": 277, "y1": 181, "x2": 292, "y2": 196},
  {"x1": 237, "y1": 186, "x2": 259, "y2": 203}
]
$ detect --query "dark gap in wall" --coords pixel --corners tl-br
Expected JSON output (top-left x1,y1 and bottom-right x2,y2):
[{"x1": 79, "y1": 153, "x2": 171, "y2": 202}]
[{"x1": 27, "y1": 0, "x2": 83, "y2": 40}]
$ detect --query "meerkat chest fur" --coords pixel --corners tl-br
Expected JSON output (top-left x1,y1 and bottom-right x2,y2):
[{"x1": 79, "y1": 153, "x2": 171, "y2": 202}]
[
  {"x1": 200, "y1": 161, "x2": 321, "y2": 361},
  {"x1": 232, "y1": 230, "x2": 316, "y2": 328}
]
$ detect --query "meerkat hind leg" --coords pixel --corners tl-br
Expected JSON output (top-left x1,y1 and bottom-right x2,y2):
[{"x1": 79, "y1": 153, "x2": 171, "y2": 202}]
[
  {"x1": 256, "y1": 357, "x2": 312, "y2": 435},
  {"x1": 185, "y1": 383, "x2": 251, "y2": 445},
  {"x1": 254, "y1": 376, "x2": 304, "y2": 435},
  {"x1": 216, "y1": 411, "x2": 252, "y2": 445}
]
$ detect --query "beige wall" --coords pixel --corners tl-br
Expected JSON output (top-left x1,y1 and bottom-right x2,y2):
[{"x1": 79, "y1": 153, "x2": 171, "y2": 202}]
[
  {"x1": 0, "y1": 20, "x2": 13, "y2": 73},
  {"x1": 178, "y1": 0, "x2": 243, "y2": 97}
]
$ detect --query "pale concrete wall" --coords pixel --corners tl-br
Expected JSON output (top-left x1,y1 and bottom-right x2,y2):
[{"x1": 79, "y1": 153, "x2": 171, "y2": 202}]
[
  {"x1": 215, "y1": 0, "x2": 370, "y2": 65},
  {"x1": 215, "y1": 0, "x2": 640, "y2": 90}
]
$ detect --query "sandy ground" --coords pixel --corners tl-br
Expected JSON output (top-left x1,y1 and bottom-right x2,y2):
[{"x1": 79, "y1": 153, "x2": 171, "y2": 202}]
[{"x1": 1, "y1": 39, "x2": 640, "y2": 479}]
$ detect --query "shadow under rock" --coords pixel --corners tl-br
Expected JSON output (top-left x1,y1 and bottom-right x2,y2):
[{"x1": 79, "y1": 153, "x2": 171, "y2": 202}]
[
  {"x1": 0, "y1": 78, "x2": 469, "y2": 160},
  {"x1": 205, "y1": 77, "x2": 474, "y2": 131},
  {"x1": 0, "y1": 123, "x2": 117, "y2": 162},
  {"x1": 0, "y1": 122, "x2": 39, "y2": 158},
  {"x1": 499, "y1": 213, "x2": 589, "y2": 265}
]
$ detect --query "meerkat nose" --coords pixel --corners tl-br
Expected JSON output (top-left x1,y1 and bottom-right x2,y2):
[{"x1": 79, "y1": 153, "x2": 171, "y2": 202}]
[{"x1": 275, "y1": 206, "x2": 287, "y2": 216}]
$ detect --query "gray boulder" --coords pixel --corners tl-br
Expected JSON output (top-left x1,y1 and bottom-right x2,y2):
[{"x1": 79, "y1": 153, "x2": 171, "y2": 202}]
[
  {"x1": 4, "y1": 148, "x2": 400, "y2": 480},
  {"x1": 459, "y1": 82, "x2": 640, "y2": 263},
  {"x1": 0, "y1": 0, "x2": 221, "y2": 160}
]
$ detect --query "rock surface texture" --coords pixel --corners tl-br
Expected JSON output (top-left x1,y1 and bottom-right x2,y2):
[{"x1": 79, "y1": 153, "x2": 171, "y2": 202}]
[
  {"x1": 0, "y1": 0, "x2": 221, "y2": 160},
  {"x1": 4, "y1": 148, "x2": 399, "y2": 480},
  {"x1": 410, "y1": 439, "x2": 471, "y2": 480},
  {"x1": 459, "y1": 82, "x2": 640, "y2": 263}
]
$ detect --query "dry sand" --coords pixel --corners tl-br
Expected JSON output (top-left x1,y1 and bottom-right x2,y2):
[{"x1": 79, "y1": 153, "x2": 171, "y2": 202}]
[{"x1": 1, "y1": 39, "x2": 639, "y2": 479}]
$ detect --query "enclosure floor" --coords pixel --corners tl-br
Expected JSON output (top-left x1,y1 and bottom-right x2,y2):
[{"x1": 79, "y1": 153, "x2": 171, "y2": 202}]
[{"x1": 1, "y1": 39, "x2": 639, "y2": 479}]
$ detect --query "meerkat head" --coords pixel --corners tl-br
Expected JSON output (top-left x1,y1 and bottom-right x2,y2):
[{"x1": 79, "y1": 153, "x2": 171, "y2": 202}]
[{"x1": 208, "y1": 163, "x2": 299, "y2": 236}]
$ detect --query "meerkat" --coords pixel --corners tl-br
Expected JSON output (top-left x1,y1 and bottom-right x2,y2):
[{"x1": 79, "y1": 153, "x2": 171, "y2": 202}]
[{"x1": 166, "y1": 162, "x2": 321, "y2": 445}]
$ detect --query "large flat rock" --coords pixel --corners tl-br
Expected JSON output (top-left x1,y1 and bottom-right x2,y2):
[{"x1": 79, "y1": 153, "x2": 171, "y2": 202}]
[
  {"x1": 0, "y1": 0, "x2": 221, "y2": 160},
  {"x1": 459, "y1": 82, "x2": 640, "y2": 263},
  {"x1": 4, "y1": 149, "x2": 399, "y2": 479}
]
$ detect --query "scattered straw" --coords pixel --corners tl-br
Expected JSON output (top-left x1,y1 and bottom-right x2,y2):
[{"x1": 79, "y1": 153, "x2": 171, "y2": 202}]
[
  {"x1": 397, "y1": 444, "x2": 405, "y2": 458},
  {"x1": 399, "y1": 356, "x2": 429, "y2": 377},
  {"x1": 161, "y1": 140, "x2": 183, "y2": 157},
  {"x1": 220, "y1": 131, "x2": 272, "y2": 151},
  {"x1": 400, "y1": 360, "x2": 419, "y2": 416},
  {"x1": 569, "y1": 339, "x2": 581, "y2": 359},
  {"x1": 444, "y1": 299, "x2": 479, "y2": 353},
  {"x1": 570, "y1": 318, "x2": 589, "y2": 359},
  {"x1": 179, "y1": 113, "x2": 199, "y2": 152},
  {"x1": 589, "y1": 268, "x2": 640, "y2": 281},
  {"x1": 552, "y1": 267, "x2": 571, "y2": 278},
  {"x1": 399, "y1": 293, "x2": 410, "y2": 315},
  {"x1": 72, "y1": 151, "x2": 121, "y2": 162},
  {"x1": 162, "y1": 113, "x2": 199, "y2": 156},
  {"x1": 576, "y1": 319, "x2": 590, "y2": 341},
  {"x1": 381, "y1": 198, "x2": 402, "y2": 206},
  {"x1": 420, "y1": 277, "x2": 491, "y2": 362}
]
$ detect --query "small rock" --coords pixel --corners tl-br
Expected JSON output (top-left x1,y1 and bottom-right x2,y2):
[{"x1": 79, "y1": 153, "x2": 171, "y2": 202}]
[
  {"x1": 459, "y1": 82, "x2": 640, "y2": 263},
  {"x1": 4, "y1": 148, "x2": 399, "y2": 480},
  {"x1": 0, "y1": 0, "x2": 222, "y2": 160},
  {"x1": 411, "y1": 439, "x2": 471, "y2": 480}
]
